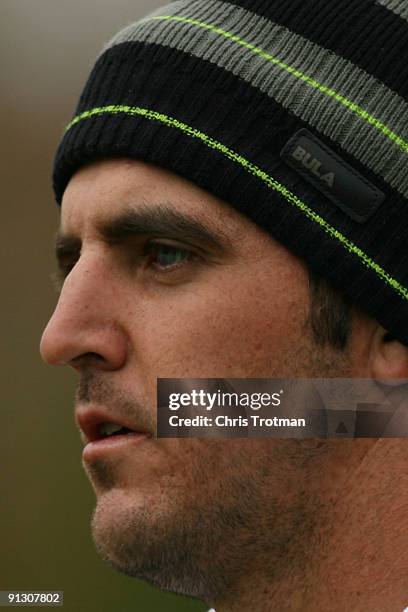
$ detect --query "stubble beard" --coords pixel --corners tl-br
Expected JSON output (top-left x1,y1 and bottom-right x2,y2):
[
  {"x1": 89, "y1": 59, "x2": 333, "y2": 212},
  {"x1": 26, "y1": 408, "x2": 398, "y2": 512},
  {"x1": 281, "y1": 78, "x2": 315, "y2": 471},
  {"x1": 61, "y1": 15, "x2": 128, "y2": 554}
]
[
  {"x1": 84, "y1": 340, "x2": 352, "y2": 603},
  {"x1": 90, "y1": 461, "x2": 251, "y2": 600},
  {"x1": 89, "y1": 446, "x2": 322, "y2": 603}
]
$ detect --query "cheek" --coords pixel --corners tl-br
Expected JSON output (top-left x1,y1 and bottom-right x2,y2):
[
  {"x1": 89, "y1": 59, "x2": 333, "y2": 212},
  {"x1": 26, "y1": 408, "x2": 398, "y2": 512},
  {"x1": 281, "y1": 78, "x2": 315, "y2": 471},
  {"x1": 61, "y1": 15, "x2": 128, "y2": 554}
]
[{"x1": 126, "y1": 269, "x2": 311, "y2": 382}]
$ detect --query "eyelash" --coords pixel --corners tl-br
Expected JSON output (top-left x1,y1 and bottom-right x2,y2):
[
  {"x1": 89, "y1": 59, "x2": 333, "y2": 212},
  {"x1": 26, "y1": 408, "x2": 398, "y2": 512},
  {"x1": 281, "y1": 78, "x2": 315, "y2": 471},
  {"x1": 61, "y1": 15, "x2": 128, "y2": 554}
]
[
  {"x1": 51, "y1": 241, "x2": 197, "y2": 293},
  {"x1": 142, "y1": 241, "x2": 194, "y2": 271}
]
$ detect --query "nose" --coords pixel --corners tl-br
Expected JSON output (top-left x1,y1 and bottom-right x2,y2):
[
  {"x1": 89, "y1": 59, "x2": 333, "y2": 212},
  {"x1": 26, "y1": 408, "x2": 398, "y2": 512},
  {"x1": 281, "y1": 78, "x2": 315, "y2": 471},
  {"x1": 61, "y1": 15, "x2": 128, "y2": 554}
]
[{"x1": 40, "y1": 253, "x2": 128, "y2": 371}]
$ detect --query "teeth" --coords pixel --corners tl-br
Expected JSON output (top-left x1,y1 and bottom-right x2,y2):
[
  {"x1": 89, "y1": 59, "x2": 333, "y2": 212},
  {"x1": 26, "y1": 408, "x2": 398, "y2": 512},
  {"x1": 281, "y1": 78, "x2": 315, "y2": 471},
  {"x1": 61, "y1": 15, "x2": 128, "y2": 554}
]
[{"x1": 100, "y1": 422, "x2": 123, "y2": 437}]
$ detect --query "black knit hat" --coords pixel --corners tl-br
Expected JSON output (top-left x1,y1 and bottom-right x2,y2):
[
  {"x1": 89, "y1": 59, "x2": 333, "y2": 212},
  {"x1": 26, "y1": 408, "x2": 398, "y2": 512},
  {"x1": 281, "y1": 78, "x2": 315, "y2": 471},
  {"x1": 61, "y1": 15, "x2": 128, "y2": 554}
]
[{"x1": 53, "y1": 0, "x2": 408, "y2": 347}]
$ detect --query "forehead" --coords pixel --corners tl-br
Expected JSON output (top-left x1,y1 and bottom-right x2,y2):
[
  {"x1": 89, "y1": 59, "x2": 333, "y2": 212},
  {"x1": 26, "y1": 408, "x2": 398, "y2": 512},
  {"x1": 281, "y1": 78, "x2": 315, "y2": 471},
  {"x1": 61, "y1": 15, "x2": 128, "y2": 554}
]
[
  {"x1": 60, "y1": 158, "x2": 248, "y2": 240},
  {"x1": 59, "y1": 158, "x2": 308, "y2": 281}
]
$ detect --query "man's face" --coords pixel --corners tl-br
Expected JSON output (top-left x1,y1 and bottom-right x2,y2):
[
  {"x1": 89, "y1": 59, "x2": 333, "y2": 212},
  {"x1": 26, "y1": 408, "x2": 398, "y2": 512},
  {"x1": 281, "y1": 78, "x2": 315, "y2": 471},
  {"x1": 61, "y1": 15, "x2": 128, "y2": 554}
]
[{"x1": 40, "y1": 159, "x2": 354, "y2": 601}]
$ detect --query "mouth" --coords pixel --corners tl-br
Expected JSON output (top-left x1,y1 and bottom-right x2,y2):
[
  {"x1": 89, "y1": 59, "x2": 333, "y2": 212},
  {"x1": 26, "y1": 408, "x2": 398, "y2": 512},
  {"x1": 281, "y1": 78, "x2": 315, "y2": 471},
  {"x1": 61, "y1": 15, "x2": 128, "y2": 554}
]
[{"x1": 76, "y1": 409, "x2": 153, "y2": 461}]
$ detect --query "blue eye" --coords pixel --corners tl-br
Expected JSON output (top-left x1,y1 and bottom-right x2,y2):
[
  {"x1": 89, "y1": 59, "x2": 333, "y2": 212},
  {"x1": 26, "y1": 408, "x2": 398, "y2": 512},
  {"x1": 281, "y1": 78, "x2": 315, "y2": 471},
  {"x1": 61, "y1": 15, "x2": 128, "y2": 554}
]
[{"x1": 147, "y1": 243, "x2": 191, "y2": 270}]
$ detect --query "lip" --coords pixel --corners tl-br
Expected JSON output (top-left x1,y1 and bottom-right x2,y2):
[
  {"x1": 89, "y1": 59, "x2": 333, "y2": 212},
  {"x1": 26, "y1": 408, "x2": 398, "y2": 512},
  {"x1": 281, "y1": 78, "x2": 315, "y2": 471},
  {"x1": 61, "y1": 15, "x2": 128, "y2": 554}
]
[
  {"x1": 76, "y1": 405, "x2": 151, "y2": 441},
  {"x1": 75, "y1": 405, "x2": 153, "y2": 461},
  {"x1": 82, "y1": 431, "x2": 151, "y2": 462}
]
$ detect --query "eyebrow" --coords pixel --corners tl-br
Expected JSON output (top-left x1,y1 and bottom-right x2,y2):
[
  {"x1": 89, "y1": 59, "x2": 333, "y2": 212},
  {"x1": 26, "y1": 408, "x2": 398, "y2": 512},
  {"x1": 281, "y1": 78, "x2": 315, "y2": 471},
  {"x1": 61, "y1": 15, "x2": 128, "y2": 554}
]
[{"x1": 54, "y1": 204, "x2": 234, "y2": 269}]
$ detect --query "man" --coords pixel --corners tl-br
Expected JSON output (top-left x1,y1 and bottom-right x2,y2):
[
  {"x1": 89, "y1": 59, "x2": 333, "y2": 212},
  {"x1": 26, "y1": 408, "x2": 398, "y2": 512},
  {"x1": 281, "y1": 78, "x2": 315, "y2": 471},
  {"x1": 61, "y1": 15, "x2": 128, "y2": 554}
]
[{"x1": 40, "y1": 0, "x2": 408, "y2": 610}]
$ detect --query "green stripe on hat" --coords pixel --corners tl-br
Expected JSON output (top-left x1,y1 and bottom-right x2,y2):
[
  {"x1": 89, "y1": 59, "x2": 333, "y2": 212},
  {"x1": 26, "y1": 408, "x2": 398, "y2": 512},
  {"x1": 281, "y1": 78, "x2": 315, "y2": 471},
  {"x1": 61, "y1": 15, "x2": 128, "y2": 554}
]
[
  {"x1": 104, "y1": 0, "x2": 408, "y2": 198},
  {"x1": 65, "y1": 103, "x2": 408, "y2": 303}
]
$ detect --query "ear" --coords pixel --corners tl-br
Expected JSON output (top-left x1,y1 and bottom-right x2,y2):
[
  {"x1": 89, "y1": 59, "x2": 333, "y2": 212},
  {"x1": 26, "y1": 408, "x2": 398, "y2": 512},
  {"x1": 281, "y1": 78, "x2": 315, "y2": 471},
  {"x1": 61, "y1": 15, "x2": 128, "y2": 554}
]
[{"x1": 369, "y1": 326, "x2": 408, "y2": 380}]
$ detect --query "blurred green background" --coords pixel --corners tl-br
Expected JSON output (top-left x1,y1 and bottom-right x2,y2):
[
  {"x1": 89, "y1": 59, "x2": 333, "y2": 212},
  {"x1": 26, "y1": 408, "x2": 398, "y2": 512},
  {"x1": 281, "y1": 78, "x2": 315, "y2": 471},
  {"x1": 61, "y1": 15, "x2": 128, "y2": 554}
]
[{"x1": 1, "y1": 2, "x2": 207, "y2": 610}]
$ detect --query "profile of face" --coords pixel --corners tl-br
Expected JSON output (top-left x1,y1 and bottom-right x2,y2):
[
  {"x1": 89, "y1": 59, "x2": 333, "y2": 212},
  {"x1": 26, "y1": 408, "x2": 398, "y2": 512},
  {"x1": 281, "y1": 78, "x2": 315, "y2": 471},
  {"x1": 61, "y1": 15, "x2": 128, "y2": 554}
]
[{"x1": 40, "y1": 159, "x2": 390, "y2": 605}]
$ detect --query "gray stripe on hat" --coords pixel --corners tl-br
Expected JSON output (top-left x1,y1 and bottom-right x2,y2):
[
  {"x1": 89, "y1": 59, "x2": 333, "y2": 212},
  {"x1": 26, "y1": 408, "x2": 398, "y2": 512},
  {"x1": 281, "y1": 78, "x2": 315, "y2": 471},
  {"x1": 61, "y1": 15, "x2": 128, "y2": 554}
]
[
  {"x1": 376, "y1": 0, "x2": 408, "y2": 22},
  {"x1": 103, "y1": 0, "x2": 408, "y2": 198}
]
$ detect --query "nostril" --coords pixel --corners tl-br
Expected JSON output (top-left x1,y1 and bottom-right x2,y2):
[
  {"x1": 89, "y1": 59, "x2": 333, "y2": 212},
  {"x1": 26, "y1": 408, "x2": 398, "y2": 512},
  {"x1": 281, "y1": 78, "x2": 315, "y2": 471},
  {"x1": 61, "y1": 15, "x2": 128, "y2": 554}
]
[
  {"x1": 71, "y1": 352, "x2": 106, "y2": 369},
  {"x1": 81, "y1": 352, "x2": 104, "y2": 361}
]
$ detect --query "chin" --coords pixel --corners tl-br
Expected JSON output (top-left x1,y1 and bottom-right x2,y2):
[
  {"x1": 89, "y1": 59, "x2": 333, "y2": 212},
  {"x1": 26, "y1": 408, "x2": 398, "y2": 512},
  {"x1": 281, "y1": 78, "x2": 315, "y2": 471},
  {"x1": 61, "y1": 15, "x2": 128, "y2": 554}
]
[{"x1": 89, "y1": 487, "x2": 223, "y2": 601}]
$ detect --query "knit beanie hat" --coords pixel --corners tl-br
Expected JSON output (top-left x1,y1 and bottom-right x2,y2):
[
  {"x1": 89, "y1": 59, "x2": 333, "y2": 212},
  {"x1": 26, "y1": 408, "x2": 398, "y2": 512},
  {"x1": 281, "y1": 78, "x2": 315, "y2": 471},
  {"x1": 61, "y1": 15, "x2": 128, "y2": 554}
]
[{"x1": 53, "y1": 0, "x2": 408, "y2": 347}]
